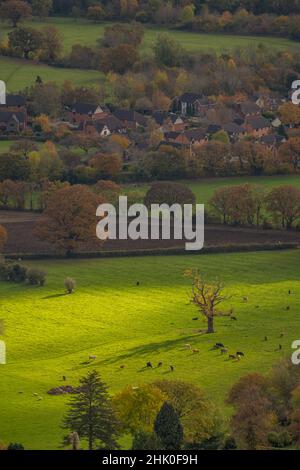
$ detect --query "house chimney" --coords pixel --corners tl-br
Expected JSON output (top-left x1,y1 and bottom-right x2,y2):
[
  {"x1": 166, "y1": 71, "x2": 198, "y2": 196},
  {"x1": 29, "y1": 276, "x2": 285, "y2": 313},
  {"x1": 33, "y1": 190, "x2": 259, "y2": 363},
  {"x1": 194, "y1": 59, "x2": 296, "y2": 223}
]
[{"x1": 0, "y1": 80, "x2": 6, "y2": 105}]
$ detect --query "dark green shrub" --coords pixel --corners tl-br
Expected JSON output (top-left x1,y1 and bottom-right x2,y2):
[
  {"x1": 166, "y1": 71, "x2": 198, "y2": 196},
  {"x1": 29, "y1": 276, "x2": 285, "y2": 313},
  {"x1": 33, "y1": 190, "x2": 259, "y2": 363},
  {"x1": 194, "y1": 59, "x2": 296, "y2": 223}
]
[
  {"x1": 7, "y1": 442, "x2": 24, "y2": 450},
  {"x1": 6, "y1": 263, "x2": 27, "y2": 283},
  {"x1": 268, "y1": 430, "x2": 292, "y2": 448}
]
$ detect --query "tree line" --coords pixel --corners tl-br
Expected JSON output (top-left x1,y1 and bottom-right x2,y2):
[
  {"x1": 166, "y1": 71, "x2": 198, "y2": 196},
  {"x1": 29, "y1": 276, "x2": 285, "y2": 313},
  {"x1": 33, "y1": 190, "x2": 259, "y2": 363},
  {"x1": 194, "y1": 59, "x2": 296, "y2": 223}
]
[{"x1": 209, "y1": 183, "x2": 300, "y2": 230}]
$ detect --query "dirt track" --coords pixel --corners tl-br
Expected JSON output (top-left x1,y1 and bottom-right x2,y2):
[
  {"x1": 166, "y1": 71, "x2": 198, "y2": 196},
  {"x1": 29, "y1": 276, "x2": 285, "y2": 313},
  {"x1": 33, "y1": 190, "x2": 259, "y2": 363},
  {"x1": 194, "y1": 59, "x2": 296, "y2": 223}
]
[{"x1": 1, "y1": 210, "x2": 300, "y2": 256}]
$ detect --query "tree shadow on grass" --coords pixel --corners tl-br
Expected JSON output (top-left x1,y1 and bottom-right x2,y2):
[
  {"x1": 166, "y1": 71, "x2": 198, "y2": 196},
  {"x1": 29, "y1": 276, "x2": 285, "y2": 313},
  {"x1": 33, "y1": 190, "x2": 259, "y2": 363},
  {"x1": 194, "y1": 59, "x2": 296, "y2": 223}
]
[{"x1": 76, "y1": 334, "x2": 204, "y2": 369}]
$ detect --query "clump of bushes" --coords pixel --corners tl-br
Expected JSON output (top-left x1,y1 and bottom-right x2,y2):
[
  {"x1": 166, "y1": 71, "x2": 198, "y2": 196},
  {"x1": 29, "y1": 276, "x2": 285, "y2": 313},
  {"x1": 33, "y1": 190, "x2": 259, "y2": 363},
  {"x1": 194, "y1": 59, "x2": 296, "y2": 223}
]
[
  {"x1": 268, "y1": 431, "x2": 292, "y2": 448},
  {"x1": 0, "y1": 262, "x2": 47, "y2": 286},
  {"x1": 26, "y1": 268, "x2": 47, "y2": 286},
  {"x1": 7, "y1": 442, "x2": 25, "y2": 450},
  {"x1": 64, "y1": 277, "x2": 76, "y2": 294}
]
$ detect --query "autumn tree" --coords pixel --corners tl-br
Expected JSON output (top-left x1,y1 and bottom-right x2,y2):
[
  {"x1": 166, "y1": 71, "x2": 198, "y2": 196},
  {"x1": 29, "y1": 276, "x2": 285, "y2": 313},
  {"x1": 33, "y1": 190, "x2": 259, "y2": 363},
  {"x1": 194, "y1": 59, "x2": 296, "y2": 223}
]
[
  {"x1": 279, "y1": 137, "x2": 300, "y2": 172},
  {"x1": 63, "y1": 370, "x2": 119, "y2": 450},
  {"x1": 209, "y1": 187, "x2": 232, "y2": 224},
  {"x1": 153, "y1": 33, "x2": 184, "y2": 67},
  {"x1": 87, "y1": 5, "x2": 104, "y2": 22},
  {"x1": 101, "y1": 23, "x2": 144, "y2": 48},
  {"x1": 144, "y1": 182, "x2": 195, "y2": 207},
  {"x1": 8, "y1": 26, "x2": 44, "y2": 59},
  {"x1": 30, "y1": 82, "x2": 62, "y2": 117},
  {"x1": 0, "y1": 0, "x2": 31, "y2": 27},
  {"x1": 185, "y1": 269, "x2": 231, "y2": 333},
  {"x1": 98, "y1": 44, "x2": 140, "y2": 74},
  {"x1": 41, "y1": 26, "x2": 63, "y2": 61},
  {"x1": 35, "y1": 185, "x2": 104, "y2": 255},
  {"x1": 90, "y1": 153, "x2": 122, "y2": 180},
  {"x1": 113, "y1": 384, "x2": 166, "y2": 435},
  {"x1": 278, "y1": 102, "x2": 300, "y2": 126},
  {"x1": 154, "y1": 380, "x2": 225, "y2": 448},
  {"x1": 0, "y1": 153, "x2": 30, "y2": 181},
  {"x1": 266, "y1": 185, "x2": 300, "y2": 229},
  {"x1": 0, "y1": 225, "x2": 8, "y2": 252},
  {"x1": 31, "y1": 0, "x2": 52, "y2": 18},
  {"x1": 228, "y1": 374, "x2": 275, "y2": 450},
  {"x1": 210, "y1": 184, "x2": 266, "y2": 226}
]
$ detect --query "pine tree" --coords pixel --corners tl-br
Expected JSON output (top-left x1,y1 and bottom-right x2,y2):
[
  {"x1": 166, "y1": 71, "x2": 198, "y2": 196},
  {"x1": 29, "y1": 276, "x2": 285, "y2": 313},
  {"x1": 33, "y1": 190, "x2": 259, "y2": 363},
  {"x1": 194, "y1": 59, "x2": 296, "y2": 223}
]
[
  {"x1": 154, "y1": 402, "x2": 183, "y2": 450},
  {"x1": 63, "y1": 370, "x2": 119, "y2": 450}
]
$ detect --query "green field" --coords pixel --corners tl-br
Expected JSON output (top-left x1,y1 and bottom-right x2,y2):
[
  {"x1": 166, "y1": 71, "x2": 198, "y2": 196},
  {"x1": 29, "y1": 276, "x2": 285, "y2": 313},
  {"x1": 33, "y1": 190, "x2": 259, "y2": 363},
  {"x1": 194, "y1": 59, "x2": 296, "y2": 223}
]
[
  {"x1": 0, "y1": 57, "x2": 103, "y2": 93},
  {"x1": 0, "y1": 141, "x2": 15, "y2": 152},
  {"x1": 0, "y1": 250, "x2": 299, "y2": 449},
  {"x1": 8, "y1": 17, "x2": 300, "y2": 54},
  {"x1": 1, "y1": 17, "x2": 300, "y2": 92}
]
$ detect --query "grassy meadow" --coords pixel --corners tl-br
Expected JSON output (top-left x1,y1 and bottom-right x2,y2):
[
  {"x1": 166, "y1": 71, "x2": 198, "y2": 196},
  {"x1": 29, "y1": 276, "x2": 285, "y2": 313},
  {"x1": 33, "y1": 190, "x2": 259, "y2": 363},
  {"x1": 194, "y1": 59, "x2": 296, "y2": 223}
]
[
  {"x1": 1, "y1": 17, "x2": 300, "y2": 92},
  {"x1": 0, "y1": 57, "x2": 104, "y2": 93},
  {"x1": 12, "y1": 17, "x2": 300, "y2": 54},
  {"x1": 0, "y1": 250, "x2": 299, "y2": 449}
]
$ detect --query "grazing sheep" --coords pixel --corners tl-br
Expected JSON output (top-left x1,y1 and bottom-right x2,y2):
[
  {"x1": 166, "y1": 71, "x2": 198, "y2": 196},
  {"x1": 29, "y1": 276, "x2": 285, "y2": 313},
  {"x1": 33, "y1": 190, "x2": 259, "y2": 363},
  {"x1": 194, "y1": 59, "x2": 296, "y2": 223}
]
[
  {"x1": 221, "y1": 348, "x2": 228, "y2": 354},
  {"x1": 192, "y1": 348, "x2": 200, "y2": 354},
  {"x1": 184, "y1": 344, "x2": 192, "y2": 350},
  {"x1": 146, "y1": 362, "x2": 153, "y2": 368},
  {"x1": 214, "y1": 342, "x2": 225, "y2": 349},
  {"x1": 228, "y1": 354, "x2": 236, "y2": 360},
  {"x1": 157, "y1": 362, "x2": 163, "y2": 368},
  {"x1": 236, "y1": 351, "x2": 244, "y2": 357},
  {"x1": 169, "y1": 365, "x2": 174, "y2": 372},
  {"x1": 89, "y1": 355, "x2": 97, "y2": 360}
]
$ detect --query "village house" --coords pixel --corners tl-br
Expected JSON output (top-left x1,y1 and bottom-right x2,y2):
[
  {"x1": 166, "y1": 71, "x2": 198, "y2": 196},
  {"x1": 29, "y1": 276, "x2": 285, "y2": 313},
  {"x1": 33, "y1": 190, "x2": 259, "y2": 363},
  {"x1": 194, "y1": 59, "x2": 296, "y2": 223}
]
[
  {"x1": 254, "y1": 92, "x2": 285, "y2": 112},
  {"x1": 152, "y1": 111, "x2": 186, "y2": 132},
  {"x1": 244, "y1": 116, "x2": 272, "y2": 138},
  {"x1": 237, "y1": 101, "x2": 261, "y2": 119},
  {"x1": 223, "y1": 122, "x2": 246, "y2": 141},
  {"x1": 112, "y1": 109, "x2": 147, "y2": 130},
  {"x1": 68, "y1": 103, "x2": 109, "y2": 124},
  {"x1": 258, "y1": 134, "x2": 285, "y2": 150},
  {"x1": 167, "y1": 128, "x2": 208, "y2": 147},
  {"x1": 0, "y1": 94, "x2": 26, "y2": 112},
  {"x1": 173, "y1": 93, "x2": 216, "y2": 117},
  {"x1": 84, "y1": 115, "x2": 126, "y2": 137},
  {"x1": 0, "y1": 111, "x2": 27, "y2": 134}
]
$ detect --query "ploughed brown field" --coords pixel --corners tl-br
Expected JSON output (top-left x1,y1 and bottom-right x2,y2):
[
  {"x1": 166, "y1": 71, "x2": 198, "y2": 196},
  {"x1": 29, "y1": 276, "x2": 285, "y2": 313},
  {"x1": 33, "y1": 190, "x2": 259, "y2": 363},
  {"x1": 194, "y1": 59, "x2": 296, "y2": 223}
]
[{"x1": 1, "y1": 211, "x2": 300, "y2": 256}]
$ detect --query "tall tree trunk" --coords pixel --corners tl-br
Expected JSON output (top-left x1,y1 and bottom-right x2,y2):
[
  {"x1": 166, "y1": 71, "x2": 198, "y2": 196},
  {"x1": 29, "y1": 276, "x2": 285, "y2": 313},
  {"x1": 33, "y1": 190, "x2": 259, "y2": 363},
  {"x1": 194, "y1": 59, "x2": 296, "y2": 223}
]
[{"x1": 207, "y1": 315, "x2": 214, "y2": 334}]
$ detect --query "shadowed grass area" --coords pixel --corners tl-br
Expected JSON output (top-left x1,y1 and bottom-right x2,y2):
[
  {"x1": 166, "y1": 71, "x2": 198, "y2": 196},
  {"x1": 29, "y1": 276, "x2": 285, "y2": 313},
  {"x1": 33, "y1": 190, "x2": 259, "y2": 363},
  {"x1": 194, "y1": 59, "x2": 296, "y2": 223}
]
[{"x1": 0, "y1": 250, "x2": 299, "y2": 449}]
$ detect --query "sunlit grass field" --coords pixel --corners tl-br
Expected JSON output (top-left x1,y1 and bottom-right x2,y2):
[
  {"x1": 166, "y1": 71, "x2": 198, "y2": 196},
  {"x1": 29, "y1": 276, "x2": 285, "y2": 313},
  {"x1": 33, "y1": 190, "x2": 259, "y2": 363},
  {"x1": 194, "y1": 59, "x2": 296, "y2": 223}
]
[{"x1": 0, "y1": 250, "x2": 299, "y2": 449}]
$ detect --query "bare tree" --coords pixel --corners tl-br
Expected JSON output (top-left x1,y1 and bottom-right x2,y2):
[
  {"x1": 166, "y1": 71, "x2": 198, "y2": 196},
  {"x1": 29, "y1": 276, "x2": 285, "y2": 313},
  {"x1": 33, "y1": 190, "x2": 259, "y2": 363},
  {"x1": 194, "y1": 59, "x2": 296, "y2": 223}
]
[{"x1": 185, "y1": 269, "x2": 231, "y2": 334}]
